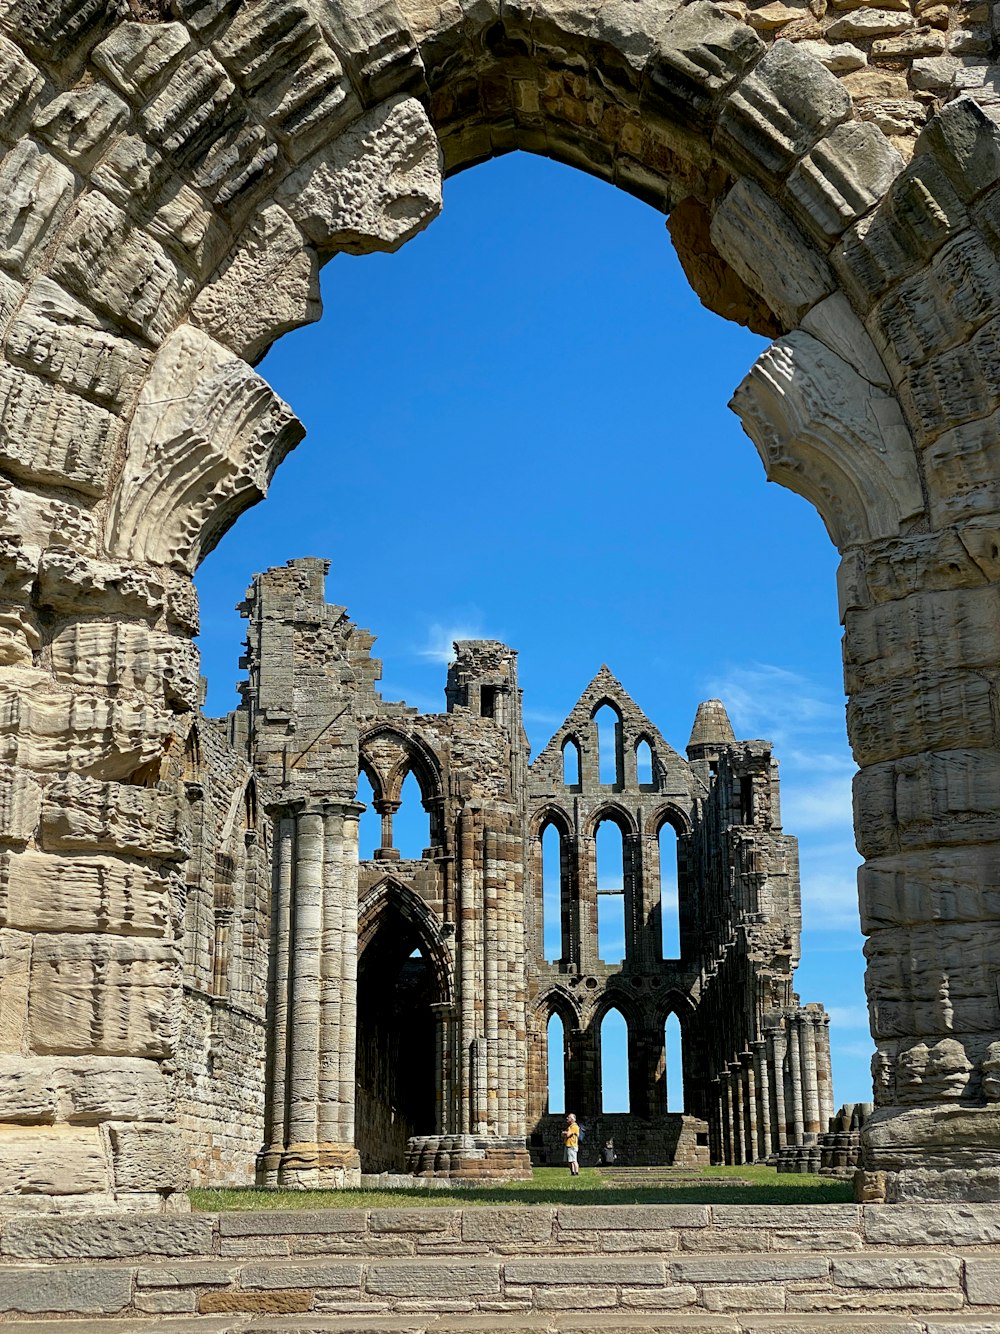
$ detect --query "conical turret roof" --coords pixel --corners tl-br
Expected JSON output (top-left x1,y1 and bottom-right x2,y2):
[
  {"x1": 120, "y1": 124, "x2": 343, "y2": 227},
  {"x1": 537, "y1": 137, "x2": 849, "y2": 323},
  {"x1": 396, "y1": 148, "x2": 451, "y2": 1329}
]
[{"x1": 687, "y1": 698, "x2": 736, "y2": 752}]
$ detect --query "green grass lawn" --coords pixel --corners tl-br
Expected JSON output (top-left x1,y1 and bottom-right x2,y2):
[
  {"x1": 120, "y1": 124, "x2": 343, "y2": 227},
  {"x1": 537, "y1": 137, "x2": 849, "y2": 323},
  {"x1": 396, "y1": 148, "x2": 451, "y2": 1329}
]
[{"x1": 191, "y1": 1164, "x2": 852, "y2": 1211}]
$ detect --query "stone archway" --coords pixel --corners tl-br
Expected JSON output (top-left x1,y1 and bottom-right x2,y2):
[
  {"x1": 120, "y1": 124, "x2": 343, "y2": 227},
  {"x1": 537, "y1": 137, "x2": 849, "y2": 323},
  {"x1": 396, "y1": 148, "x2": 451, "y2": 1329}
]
[
  {"x1": 0, "y1": 0, "x2": 998, "y2": 1204},
  {"x1": 355, "y1": 878, "x2": 452, "y2": 1172}
]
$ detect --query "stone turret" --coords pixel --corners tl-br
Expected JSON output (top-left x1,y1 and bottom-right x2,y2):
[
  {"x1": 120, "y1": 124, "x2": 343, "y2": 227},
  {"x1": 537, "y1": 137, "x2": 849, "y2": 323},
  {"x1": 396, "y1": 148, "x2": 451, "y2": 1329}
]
[{"x1": 686, "y1": 698, "x2": 736, "y2": 782}]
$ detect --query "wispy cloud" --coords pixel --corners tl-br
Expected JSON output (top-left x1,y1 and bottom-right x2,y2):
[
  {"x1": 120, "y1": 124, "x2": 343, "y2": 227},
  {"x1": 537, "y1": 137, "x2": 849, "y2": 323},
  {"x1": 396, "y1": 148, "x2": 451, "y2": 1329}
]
[
  {"x1": 704, "y1": 662, "x2": 843, "y2": 750},
  {"x1": 800, "y1": 863, "x2": 861, "y2": 929},
  {"x1": 781, "y1": 767, "x2": 855, "y2": 834},
  {"x1": 827, "y1": 1004, "x2": 870, "y2": 1030},
  {"x1": 523, "y1": 707, "x2": 565, "y2": 727},
  {"x1": 834, "y1": 1038, "x2": 877, "y2": 1062},
  {"x1": 416, "y1": 620, "x2": 495, "y2": 664}
]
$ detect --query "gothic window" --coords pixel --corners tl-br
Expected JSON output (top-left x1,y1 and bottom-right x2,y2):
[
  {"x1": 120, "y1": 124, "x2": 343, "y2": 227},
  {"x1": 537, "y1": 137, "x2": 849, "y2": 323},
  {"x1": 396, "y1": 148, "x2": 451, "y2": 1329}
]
[
  {"x1": 636, "y1": 737, "x2": 654, "y2": 787},
  {"x1": 596, "y1": 818, "x2": 625, "y2": 964},
  {"x1": 547, "y1": 1011, "x2": 566, "y2": 1113},
  {"x1": 541, "y1": 821, "x2": 563, "y2": 963},
  {"x1": 394, "y1": 769, "x2": 429, "y2": 859},
  {"x1": 665, "y1": 1012, "x2": 684, "y2": 1112},
  {"x1": 594, "y1": 703, "x2": 622, "y2": 786},
  {"x1": 562, "y1": 736, "x2": 581, "y2": 786},
  {"x1": 659, "y1": 819, "x2": 680, "y2": 960},
  {"x1": 600, "y1": 1007, "x2": 630, "y2": 1112}
]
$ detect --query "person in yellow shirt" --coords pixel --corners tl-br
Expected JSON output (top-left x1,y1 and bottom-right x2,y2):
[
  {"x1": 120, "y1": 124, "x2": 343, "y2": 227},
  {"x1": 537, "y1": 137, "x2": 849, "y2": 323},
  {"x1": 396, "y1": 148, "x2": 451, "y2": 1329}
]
[{"x1": 562, "y1": 1112, "x2": 580, "y2": 1176}]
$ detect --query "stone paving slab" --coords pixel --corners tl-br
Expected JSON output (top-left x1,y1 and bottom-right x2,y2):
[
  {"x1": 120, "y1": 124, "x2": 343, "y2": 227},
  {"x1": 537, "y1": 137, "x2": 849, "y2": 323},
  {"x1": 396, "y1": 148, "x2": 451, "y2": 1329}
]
[
  {"x1": 0, "y1": 1323, "x2": 237, "y2": 1334},
  {"x1": 2, "y1": 1315, "x2": 1000, "y2": 1334},
  {"x1": 2, "y1": 1214, "x2": 215, "y2": 1258},
  {"x1": 219, "y1": 1211, "x2": 370, "y2": 1237},
  {"x1": 864, "y1": 1208, "x2": 1000, "y2": 1248}
]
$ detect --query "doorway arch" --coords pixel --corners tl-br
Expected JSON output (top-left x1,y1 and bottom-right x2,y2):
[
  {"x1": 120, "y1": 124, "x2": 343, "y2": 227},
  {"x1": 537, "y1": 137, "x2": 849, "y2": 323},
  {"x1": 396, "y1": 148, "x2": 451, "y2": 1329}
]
[
  {"x1": 1, "y1": 3, "x2": 998, "y2": 1203},
  {"x1": 356, "y1": 879, "x2": 454, "y2": 1171}
]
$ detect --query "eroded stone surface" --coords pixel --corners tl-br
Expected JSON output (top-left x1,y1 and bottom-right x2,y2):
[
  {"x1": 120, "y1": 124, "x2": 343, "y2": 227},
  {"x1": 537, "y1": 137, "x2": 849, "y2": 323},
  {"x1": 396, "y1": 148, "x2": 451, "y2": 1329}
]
[{"x1": 0, "y1": 0, "x2": 995, "y2": 1212}]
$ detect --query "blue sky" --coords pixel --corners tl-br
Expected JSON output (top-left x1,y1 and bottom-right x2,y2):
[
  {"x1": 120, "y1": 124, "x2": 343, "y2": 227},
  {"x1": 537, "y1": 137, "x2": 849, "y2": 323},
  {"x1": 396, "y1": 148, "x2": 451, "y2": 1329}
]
[{"x1": 195, "y1": 149, "x2": 872, "y2": 1115}]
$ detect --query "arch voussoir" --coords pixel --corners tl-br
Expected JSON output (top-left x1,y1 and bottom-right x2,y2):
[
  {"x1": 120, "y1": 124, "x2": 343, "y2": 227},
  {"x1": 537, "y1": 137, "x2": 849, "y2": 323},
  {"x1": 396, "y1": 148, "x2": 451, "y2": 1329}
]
[{"x1": 0, "y1": 0, "x2": 996, "y2": 1208}]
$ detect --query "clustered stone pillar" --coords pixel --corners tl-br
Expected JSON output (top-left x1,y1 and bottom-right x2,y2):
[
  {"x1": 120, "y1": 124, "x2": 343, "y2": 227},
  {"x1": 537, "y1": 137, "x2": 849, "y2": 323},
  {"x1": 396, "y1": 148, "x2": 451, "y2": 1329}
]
[
  {"x1": 259, "y1": 798, "x2": 363, "y2": 1188},
  {"x1": 844, "y1": 544, "x2": 1000, "y2": 1200},
  {"x1": 407, "y1": 805, "x2": 531, "y2": 1179},
  {"x1": 705, "y1": 1008, "x2": 834, "y2": 1166}
]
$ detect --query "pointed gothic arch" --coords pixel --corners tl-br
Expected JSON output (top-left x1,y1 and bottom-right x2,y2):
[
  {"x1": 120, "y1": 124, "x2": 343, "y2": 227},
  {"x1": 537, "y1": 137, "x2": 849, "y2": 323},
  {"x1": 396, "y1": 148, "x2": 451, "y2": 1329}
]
[{"x1": 0, "y1": 0, "x2": 996, "y2": 1204}]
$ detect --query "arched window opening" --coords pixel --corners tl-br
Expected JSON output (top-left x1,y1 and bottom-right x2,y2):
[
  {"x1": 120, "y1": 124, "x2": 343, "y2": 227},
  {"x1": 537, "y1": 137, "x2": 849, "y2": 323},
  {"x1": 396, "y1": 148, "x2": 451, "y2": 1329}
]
[
  {"x1": 395, "y1": 769, "x2": 430, "y2": 859},
  {"x1": 596, "y1": 819, "x2": 625, "y2": 964},
  {"x1": 636, "y1": 738, "x2": 654, "y2": 787},
  {"x1": 594, "y1": 704, "x2": 622, "y2": 786},
  {"x1": 183, "y1": 727, "x2": 201, "y2": 782},
  {"x1": 562, "y1": 737, "x2": 581, "y2": 787},
  {"x1": 356, "y1": 770, "x2": 380, "y2": 860},
  {"x1": 659, "y1": 821, "x2": 680, "y2": 960},
  {"x1": 547, "y1": 1011, "x2": 566, "y2": 1114},
  {"x1": 740, "y1": 774, "x2": 754, "y2": 823},
  {"x1": 665, "y1": 1012, "x2": 684, "y2": 1113},
  {"x1": 600, "y1": 1008, "x2": 630, "y2": 1113},
  {"x1": 541, "y1": 822, "x2": 563, "y2": 963}
]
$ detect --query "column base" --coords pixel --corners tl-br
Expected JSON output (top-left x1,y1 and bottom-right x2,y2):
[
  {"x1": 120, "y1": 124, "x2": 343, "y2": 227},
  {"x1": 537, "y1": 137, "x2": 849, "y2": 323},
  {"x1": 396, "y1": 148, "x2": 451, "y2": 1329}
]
[
  {"x1": 859, "y1": 1105, "x2": 1000, "y2": 1201},
  {"x1": 256, "y1": 1141, "x2": 361, "y2": 1189},
  {"x1": 405, "y1": 1134, "x2": 533, "y2": 1181}
]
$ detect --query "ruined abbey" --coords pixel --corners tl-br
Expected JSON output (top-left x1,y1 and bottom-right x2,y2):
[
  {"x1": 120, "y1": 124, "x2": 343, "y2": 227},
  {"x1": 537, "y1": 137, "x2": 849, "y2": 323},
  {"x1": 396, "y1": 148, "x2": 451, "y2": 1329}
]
[
  {"x1": 3, "y1": 0, "x2": 1000, "y2": 1243},
  {"x1": 177, "y1": 558, "x2": 834, "y2": 1186}
]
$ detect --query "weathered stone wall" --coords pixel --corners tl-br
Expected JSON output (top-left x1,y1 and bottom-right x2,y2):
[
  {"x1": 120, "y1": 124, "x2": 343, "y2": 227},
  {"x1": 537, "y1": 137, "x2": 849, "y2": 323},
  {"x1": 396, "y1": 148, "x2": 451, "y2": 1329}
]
[
  {"x1": 170, "y1": 712, "x2": 269, "y2": 1187},
  {"x1": 1, "y1": 1203, "x2": 1000, "y2": 1322},
  {"x1": 532, "y1": 1112, "x2": 711, "y2": 1168},
  {"x1": 0, "y1": 0, "x2": 998, "y2": 1204}
]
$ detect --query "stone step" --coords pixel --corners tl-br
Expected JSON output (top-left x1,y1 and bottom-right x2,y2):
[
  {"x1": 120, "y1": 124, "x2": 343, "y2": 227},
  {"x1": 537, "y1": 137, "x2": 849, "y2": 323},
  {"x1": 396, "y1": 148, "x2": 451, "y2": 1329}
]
[
  {"x1": 599, "y1": 1175, "x2": 757, "y2": 1187},
  {"x1": 1, "y1": 1313, "x2": 999, "y2": 1333},
  {"x1": 0, "y1": 1250, "x2": 997, "y2": 1326},
  {"x1": 3, "y1": 1207, "x2": 1000, "y2": 1329}
]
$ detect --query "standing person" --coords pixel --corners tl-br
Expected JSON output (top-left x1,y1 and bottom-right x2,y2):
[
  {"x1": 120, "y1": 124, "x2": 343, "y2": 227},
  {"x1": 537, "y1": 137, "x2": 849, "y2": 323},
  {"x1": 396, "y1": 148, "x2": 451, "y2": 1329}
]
[{"x1": 562, "y1": 1112, "x2": 580, "y2": 1176}]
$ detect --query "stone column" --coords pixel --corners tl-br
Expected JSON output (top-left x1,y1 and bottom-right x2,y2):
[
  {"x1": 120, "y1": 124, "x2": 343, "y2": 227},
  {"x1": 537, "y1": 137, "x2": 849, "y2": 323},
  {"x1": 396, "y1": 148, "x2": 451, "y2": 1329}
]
[
  {"x1": 211, "y1": 907, "x2": 233, "y2": 998},
  {"x1": 843, "y1": 550, "x2": 1000, "y2": 1200},
  {"x1": 471, "y1": 1037, "x2": 488, "y2": 1133},
  {"x1": 720, "y1": 1072, "x2": 733, "y2": 1165},
  {"x1": 799, "y1": 1011, "x2": 821, "y2": 1142},
  {"x1": 707, "y1": 1079, "x2": 722, "y2": 1164},
  {"x1": 729, "y1": 1063, "x2": 745, "y2": 1164},
  {"x1": 623, "y1": 833, "x2": 643, "y2": 967},
  {"x1": 458, "y1": 807, "x2": 479, "y2": 1135},
  {"x1": 770, "y1": 1025, "x2": 788, "y2": 1151},
  {"x1": 754, "y1": 1040, "x2": 772, "y2": 1159},
  {"x1": 788, "y1": 1017, "x2": 805, "y2": 1147},
  {"x1": 431, "y1": 1002, "x2": 455, "y2": 1134},
  {"x1": 814, "y1": 1012, "x2": 835, "y2": 1133},
  {"x1": 742, "y1": 1052, "x2": 757, "y2": 1163},
  {"x1": 320, "y1": 802, "x2": 360, "y2": 1151},
  {"x1": 643, "y1": 833, "x2": 662, "y2": 966},
  {"x1": 483, "y1": 828, "x2": 500, "y2": 1133},
  {"x1": 372, "y1": 798, "x2": 400, "y2": 861},
  {"x1": 259, "y1": 797, "x2": 362, "y2": 1188}
]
